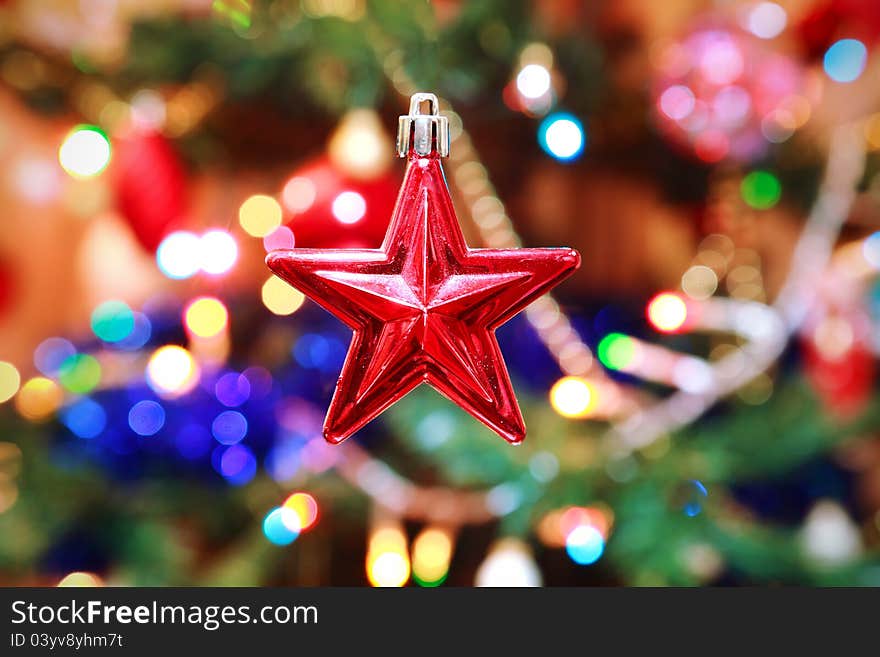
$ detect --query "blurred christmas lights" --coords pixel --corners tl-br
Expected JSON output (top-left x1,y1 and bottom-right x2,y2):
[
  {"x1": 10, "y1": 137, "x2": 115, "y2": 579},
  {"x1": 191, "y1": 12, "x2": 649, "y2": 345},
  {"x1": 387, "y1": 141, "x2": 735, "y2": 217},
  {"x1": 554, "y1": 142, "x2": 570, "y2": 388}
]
[
  {"x1": 239, "y1": 194, "x2": 283, "y2": 238},
  {"x1": 367, "y1": 522, "x2": 410, "y2": 587},
  {"x1": 538, "y1": 113, "x2": 585, "y2": 161},
  {"x1": 263, "y1": 506, "x2": 301, "y2": 546},
  {"x1": 146, "y1": 345, "x2": 199, "y2": 397},
  {"x1": 198, "y1": 230, "x2": 238, "y2": 275},
  {"x1": 549, "y1": 376, "x2": 596, "y2": 418},
  {"x1": 283, "y1": 492, "x2": 319, "y2": 531},
  {"x1": 262, "y1": 275, "x2": 305, "y2": 316},
  {"x1": 282, "y1": 176, "x2": 317, "y2": 214},
  {"x1": 646, "y1": 292, "x2": 688, "y2": 333},
  {"x1": 565, "y1": 524, "x2": 605, "y2": 565},
  {"x1": 91, "y1": 300, "x2": 135, "y2": 343},
  {"x1": 0, "y1": 361, "x2": 20, "y2": 404},
  {"x1": 156, "y1": 231, "x2": 202, "y2": 280},
  {"x1": 475, "y1": 538, "x2": 541, "y2": 587},
  {"x1": 58, "y1": 354, "x2": 101, "y2": 394},
  {"x1": 823, "y1": 39, "x2": 867, "y2": 83},
  {"x1": 58, "y1": 125, "x2": 111, "y2": 178},
  {"x1": 741, "y1": 170, "x2": 781, "y2": 209},
  {"x1": 15, "y1": 377, "x2": 62, "y2": 421},
  {"x1": 411, "y1": 527, "x2": 453, "y2": 587},
  {"x1": 742, "y1": 2, "x2": 786, "y2": 40},
  {"x1": 331, "y1": 191, "x2": 367, "y2": 224},
  {"x1": 184, "y1": 297, "x2": 229, "y2": 339},
  {"x1": 128, "y1": 400, "x2": 165, "y2": 436}
]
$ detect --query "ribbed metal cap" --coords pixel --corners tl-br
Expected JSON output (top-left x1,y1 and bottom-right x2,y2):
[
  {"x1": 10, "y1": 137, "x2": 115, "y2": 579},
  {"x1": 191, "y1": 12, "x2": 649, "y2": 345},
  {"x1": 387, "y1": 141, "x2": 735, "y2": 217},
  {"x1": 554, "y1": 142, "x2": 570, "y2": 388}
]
[{"x1": 396, "y1": 92, "x2": 450, "y2": 158}]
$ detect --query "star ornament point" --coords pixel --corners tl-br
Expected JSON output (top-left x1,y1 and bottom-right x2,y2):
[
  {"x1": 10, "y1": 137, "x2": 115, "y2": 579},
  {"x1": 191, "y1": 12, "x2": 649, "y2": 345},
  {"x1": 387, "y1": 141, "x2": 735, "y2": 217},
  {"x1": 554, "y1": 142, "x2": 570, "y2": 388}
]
[{"x1": 267, "y1": 154, "x2": 580, "y2": 445}]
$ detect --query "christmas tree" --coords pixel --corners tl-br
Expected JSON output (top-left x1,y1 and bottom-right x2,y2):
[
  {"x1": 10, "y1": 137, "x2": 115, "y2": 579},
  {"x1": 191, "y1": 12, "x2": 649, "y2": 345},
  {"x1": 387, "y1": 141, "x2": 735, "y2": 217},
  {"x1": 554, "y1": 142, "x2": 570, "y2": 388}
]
[{"x1": 1, "y1": 0, "x2": 879, "y2": 587}]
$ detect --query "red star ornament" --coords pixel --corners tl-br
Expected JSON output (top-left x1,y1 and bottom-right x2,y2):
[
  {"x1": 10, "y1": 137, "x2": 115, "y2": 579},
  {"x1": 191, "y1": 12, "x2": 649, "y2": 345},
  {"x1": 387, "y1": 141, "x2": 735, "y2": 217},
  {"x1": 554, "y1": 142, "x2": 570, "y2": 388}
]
[{"x1": 267, "y1": 96, "x2": 580, "y2": 445}]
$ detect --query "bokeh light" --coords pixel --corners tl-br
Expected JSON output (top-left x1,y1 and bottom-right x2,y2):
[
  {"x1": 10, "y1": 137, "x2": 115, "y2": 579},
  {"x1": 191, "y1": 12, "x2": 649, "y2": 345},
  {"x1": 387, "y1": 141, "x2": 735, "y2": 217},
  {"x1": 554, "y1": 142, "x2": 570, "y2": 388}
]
[
  {"x1": 282, "y1": 492, "x2": 319, "y2": 531},
  {"x1": 262, "y1": 275, "x2": 306, "y2": 316},
  {"x1": 146, "y1": 345, "x2": 198, "y2": 397},
  {"x1": 211, "y1": 410, "x2": 248, "y2": 445},
  {"x1": 744, "y1": 2, "x2": 786, "y2": 39},
  {"x1": 597, "y1": 333, "x2": 637, "y2": 371},
  {"x1": 183, "y1": 297, "x2": 229, "y2": 339},
  {"x1": 282, "y1": 176, "x2": 316, "y2": 214},
  {"x1": 60, "y1": 397, "x2": 107, "y2": 439},
  {"x1": 647, "y1": 292, "x2": 688, "y2": 333},
  {"x1": 57, "y1": 572, "x2": 103, "y2": 587},
  {"x1": 14, "y1": 377, "x2": 62, "y2": 421},
  {"x1": 367, "y1": 524, "x2": 410, "y2": 587},
  {"x1": 331, "y1": 191, "x2": 367, "y2": 224},
  {"x1": 658, "y1": 85, "x2": 695, "y2": 120},
  {"x1": 128, "y1": 400, "x2": 165, "y2": 436},
  {"x1": 412, "y1": 527, "x2": 453, "y2": 587},
  {"x1": 681, "y1": 265, "x2": 719, "y2": 300},
  {"x1": 549, "y1": 376, "x2": 596, "y2": 418},
  {"x1": 516, "y1": 64, "x2": 552, "y2": 99},
  {"x1": 683, "y1": 479, "x2": 708, "y2": 517},
  {"x1": 565, "y1": 525, "x2": 605, "y2": 565},
  {"x1": 199, "y1": 230, "x2": 238, "y2": 275},
  {"x1": 475, "y1": 539, "x2": 541, "y2": 587},
  {"x1": 91, "y1": 300, "x2": 135, "y2": 343},
  {"x1": 538, "y1": 113, "x2": 585, "y2": 161},
  {"x1": 263, "y1": 506, "x2": 300, "y2": 545},
  {"x1": 741, "y1": 170, "x2": 781, "y2": 209},
  {"x1": 58, "y1": 354, "x2": 101, "y2": 394},
  {"x1": 0, "y1": 361, "x2": 21, "y2": 404},
  {"x1": 239, "y1": 194, "x2": 283, "y2": 237},
  {"x1": 58, "y1": 125, "x2": 111, "y2": 178},
  {"x1": 34, "y1": 338, "x2": 76, "y2": 377},
  {"x1": 263, "y1": 226, "x2": 295, "y2": 252},
  {"x1": 156, "y1": 231, "x2": 202, "y2": 280},
  {"x1": 824, "y1": 39, "x2": 867, "y2": 83},
  {"x1": 218, "y1": 444, "x2": 257, "y2": 485},
  {"x1": 214, "y1": 372, "x2": 251, "y2": 407},
  {"x1": 863, "y1": 232, "x2": 880, "y2": 269}
]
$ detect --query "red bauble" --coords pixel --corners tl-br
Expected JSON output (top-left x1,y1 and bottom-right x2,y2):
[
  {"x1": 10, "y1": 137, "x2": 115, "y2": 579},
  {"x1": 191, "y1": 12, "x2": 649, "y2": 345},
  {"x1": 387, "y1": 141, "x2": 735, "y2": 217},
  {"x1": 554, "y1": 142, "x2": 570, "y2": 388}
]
[
  {"x1": 268, "y1": 149, "x2": 580, "y2": 445},
  {"x1": 797, "y1": 0, "x2": 880, "y2": 60},
  {"x1": 0, "y1": 256, "x2": 13, "y2": 319},
  {"x1": 280, "y1": 155, "x2": 400, "y2": 249},
  {"x1": 112, "y1": 129, "x2": 188, "y2": 253},
  {"x1": 652, "y1": 21, "x2": 805, "y2": 163},
  {"x1": 802, "y1": 313, "x2": 875, "y2": 417}
]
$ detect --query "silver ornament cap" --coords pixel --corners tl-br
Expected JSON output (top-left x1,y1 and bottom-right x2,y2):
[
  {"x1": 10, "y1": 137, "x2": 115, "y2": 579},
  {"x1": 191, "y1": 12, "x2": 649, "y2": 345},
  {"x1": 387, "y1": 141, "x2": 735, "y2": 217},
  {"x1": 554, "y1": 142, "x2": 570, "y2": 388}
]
[{"x1": 397, "y1": 92, "x2": 450, "y2": 158}]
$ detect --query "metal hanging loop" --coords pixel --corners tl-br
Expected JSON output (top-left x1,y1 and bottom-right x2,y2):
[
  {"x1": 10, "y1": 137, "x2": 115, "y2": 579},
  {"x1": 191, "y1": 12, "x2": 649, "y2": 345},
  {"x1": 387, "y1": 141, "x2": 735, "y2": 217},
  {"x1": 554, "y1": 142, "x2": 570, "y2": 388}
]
[{"x1": 396, "y1": 92, "x2": 450, "y2": 158}]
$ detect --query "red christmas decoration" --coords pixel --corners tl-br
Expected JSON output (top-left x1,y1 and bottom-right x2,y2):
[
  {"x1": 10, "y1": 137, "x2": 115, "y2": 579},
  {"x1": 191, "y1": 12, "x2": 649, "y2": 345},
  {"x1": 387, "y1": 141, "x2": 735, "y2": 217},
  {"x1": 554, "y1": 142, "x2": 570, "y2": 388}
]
[
  {"x1": 268, "y1": 94, "x2": 580, "y2": 444},
  {"x1": 280, "y1": 155, "x2": 400, "y2": 249},
  {"x1": 112, "y1": 128, "x2": 188, "y2": 253},
  {"x1": 0, "y1": 256, "x2": 13, "y2": 320},
  {"x1": 802, "y1": 310, "x2": 875, "y2": 418}
]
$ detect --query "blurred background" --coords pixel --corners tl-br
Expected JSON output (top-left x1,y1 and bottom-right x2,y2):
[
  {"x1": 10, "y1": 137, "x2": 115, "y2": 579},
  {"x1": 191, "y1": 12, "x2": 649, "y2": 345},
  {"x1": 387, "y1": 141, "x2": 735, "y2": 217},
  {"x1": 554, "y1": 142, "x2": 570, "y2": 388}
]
[{"x1": 1, "y1": 0, "x2": 880, "y2": 587}]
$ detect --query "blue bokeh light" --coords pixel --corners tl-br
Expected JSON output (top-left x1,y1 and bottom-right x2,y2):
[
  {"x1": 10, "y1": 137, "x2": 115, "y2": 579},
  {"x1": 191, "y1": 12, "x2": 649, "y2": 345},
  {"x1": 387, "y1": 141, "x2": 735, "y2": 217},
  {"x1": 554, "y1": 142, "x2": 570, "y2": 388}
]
[
  {"x1": 219, "y1": 444, "x2": 257, "y2": 485},
  {"x1": 565, "y1": 525, "x2": 605, "y2": 565},
  {"x1": 538, "y1": 112, "x2": 586, "y2": 161},
  {"x1": 60, "y1": 397, "x2": 107, "y2": 439},
  {"x1": 824, "y1": 39, "x2": 867, "y2": 83},
  {"x1": 34, "y1": 337, "x2": 76, "y2": 377},
  {"x1": 128, "y1": 400, "x2": 166, "y2": 436},
  {"x1": 684, "y1": 479, "x2": 708, "y2": 517},
  {"x1": 212, "y1": 410, "x2": 248, "y2": 445},
  {"x1": 262, "y1": 506, "x2": 300, "y2": 545},
  {"x1": 215, "y1": 372, "x2": 251, "y2": 407}
]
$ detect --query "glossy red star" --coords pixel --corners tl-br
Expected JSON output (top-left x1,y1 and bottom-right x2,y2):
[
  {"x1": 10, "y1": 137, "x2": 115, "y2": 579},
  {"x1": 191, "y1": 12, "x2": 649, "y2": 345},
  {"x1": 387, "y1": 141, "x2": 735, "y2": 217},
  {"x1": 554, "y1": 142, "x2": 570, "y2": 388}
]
[{"x1": 267, "y1": 152, "x2": 580, "y2": 444}]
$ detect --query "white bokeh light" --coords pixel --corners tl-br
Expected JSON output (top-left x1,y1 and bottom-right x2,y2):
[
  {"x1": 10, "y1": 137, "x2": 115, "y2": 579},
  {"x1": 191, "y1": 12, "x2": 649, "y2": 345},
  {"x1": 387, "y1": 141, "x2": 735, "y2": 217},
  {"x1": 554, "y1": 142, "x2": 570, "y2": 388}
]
[
  {"x1": 331, "y1": 191, "x2": 367, "y2": 224},
  {"x1": 516, "y1": 64, "x2": 552, "y2": 99},
  {"x1": 746, "y1": 2, "x2": 787, "y2": 40},
  {"x1": 199, "y1": 230, "x2": 238, "y2": 275},
  {"x1": 156, "y1": 231, "x2": 202, "y2": 280}
]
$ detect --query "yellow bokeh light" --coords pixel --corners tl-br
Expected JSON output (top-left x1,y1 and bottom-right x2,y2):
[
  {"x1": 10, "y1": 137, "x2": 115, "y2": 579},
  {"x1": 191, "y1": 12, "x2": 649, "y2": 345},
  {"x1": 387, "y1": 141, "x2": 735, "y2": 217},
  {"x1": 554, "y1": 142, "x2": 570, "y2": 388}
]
[
  {"x1": 57, "y1": 572, "x2": 103, "y2": 587},
  {"x1": 283, "y1": 492, "x2": 319, "y2": 531},
  {"x1": 328, "y1": 109, "x2": 391, "y2": 180},
  {"x1": 184, "y1": 297, "x2": 229, "y2": 339},
  {"x1": 368, "y1": 551, "x2": 410, "y2": 587},
  {"x1": 238, "y1": 194, "x2": 283, "y2": 237},
  {"x1": 412, "y1": 528, "x2": 453, "y2": 585},
  {"x1": 15, "y1": 377, "x2": 63, "y2": 421},
  {"x1": 549, "y1": 376, "x2": 596, "y2": 418},
  {"x1": 146, "y1": 345, "x2": 199, "y2": 397},
  {"x1": 0, "y1": 361, "x2": 21, "y2": 403},
  {"x1": 262, "y1": 275, "x2": 305, "y2": 316},
  {"x1": 647, "y1": 292, "x2": 688, "y2": 333}
]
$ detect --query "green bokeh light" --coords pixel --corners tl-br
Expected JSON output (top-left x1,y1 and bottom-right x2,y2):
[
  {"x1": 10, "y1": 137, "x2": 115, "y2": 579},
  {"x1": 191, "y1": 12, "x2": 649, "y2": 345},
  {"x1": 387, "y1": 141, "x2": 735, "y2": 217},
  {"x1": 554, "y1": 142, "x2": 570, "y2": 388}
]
[
  {"x1": 58, "y1": 354, "x2": 101, "y2": 394},
  {"x1": 597, "y1": 333, "x2": 636, "y2": 371},
  {"x1": 741, "y1": 171, "x2": 781, "y2": 210},
  {"x1": 91, "y1": 300, "x2": 135, "y2": 343}
]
